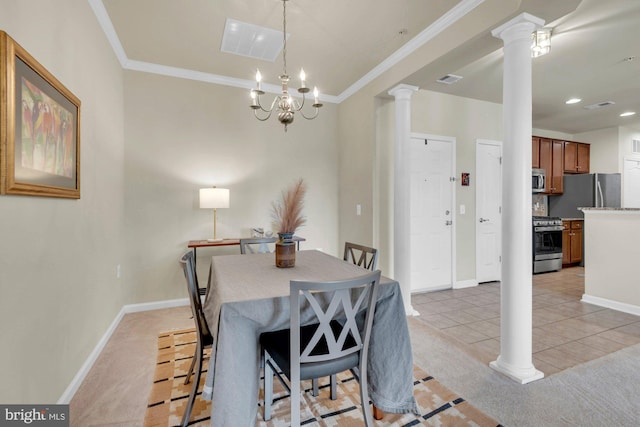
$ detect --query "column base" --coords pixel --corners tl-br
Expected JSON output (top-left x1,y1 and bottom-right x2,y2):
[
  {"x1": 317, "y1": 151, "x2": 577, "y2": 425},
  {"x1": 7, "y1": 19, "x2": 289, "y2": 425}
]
[
  {"x1": 490, "y1": 357, "x2": 544, "y2": 384},
  {"x1": 405, "y1": 305, "x2": 420, "y2": 316}
]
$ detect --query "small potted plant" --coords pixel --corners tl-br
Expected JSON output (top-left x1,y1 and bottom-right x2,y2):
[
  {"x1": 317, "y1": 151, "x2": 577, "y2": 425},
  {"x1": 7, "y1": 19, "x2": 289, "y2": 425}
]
[{"x1": 271, "y1": 178, "x2": 306, "y2": 267}]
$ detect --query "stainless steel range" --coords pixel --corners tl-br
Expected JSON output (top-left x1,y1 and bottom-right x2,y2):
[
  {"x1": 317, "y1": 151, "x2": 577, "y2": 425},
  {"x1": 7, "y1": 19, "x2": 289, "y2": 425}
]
[{"x1": 532, "y1": 216, "x2": 563, "y2": 274}]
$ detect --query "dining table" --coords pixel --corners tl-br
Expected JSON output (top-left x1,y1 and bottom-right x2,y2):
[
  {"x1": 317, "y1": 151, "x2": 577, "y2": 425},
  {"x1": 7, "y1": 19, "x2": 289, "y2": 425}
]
[{"x1": 201, "y1": 249, "x2": 418, "y2": 427}]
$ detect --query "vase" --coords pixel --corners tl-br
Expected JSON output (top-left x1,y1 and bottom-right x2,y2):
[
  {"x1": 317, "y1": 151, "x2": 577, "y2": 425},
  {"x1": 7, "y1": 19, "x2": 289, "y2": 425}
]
[{"x1": 275, "y1": 232, "x2": 296, "y2": 268}]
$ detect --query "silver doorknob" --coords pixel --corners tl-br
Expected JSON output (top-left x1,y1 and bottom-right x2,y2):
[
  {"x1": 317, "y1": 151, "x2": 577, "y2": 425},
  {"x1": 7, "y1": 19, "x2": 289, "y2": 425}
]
[{"x1": 479, "y1": 218, "x2": 488, "y2": 223}]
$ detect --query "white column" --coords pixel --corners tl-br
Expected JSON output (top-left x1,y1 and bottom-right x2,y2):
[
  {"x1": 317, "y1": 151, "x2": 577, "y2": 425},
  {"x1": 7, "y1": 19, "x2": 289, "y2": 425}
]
[
  {"x1": 490, "y1": 13, "x2": 544, "y2": 384},
  {"x1": 388, "y1": 84, "x2": 419, "y2": 316}
]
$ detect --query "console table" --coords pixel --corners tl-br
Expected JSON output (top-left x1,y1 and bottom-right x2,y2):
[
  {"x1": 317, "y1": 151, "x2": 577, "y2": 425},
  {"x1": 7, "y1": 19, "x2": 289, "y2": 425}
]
[{"x1": 187, "y1": 236, "x2": 305, "y2": 257}]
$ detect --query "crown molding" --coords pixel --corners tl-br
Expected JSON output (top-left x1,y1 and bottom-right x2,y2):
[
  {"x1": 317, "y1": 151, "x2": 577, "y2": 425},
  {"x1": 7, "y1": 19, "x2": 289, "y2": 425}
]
[
  {"x1": 88, "y1": 0, "x2": 128, "y2": 66},
  {"x1": 336, "y1": 0, "x2": 485, "y2": 103},
  {"x1": 89, "y1": 0, "x2": 483, "y2": 105}
]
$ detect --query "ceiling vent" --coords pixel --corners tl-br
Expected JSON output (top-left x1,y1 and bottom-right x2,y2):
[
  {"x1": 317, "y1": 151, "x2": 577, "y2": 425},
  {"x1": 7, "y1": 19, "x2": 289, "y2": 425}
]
[
  {"x1": 220, "y1": 18, "x2": 286, "y2": 62},
  {"x1": 436, "y1": 74, "x2": 463, "y2": 85},
  {"x1": 583, "y1": 101, "x2": 615, "y2": 110}
]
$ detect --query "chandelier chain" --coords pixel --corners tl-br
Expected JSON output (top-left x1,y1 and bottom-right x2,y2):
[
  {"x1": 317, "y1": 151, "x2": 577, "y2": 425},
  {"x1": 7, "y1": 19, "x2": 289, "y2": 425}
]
[{"x1": 282, "y1": 0, "x2": 287, "y2": 76}]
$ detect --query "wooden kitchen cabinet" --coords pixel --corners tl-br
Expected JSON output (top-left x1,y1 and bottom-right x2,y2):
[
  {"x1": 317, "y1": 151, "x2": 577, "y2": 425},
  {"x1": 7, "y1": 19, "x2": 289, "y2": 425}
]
[
  {"x1": 564, "y1": 141, "x2": 590, "y2": 174},
  {"x1": 538, "y1": 137, "x2": 564, "y2": 194},
  {"x1": 532, "y1": 136, "x2": 540, "y2": 168},
  {"x1": 562, "y1": 220, "x2": 583, "y2": 266}
]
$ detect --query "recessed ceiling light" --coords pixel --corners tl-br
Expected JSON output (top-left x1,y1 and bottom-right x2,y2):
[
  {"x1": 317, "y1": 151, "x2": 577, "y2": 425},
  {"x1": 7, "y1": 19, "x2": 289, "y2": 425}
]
[
  {"x1": 565, "y1": 98, "x2": 581, "y2": 104},
  {"x1": 620, "y1": 111, "x2": 636, "y2": 117}
]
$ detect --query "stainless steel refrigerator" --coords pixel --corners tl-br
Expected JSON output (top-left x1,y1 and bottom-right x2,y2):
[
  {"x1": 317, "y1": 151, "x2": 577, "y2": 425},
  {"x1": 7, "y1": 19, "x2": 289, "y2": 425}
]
[{"x1": 548, "y1": 173, "x2": 621, "y2": 219}]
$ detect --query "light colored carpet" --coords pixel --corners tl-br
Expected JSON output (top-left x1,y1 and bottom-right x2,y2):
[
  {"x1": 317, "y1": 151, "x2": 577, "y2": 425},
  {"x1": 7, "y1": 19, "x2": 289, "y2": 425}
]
[
  {"x1": 145, "y1": 327, "x2": 501, "y2": 426},
  {"x1": 71, "y1": 306, "x2": 640, "y2": 426},
  {"x1": 409, "y1": 317, "x2": 640, "y2": 426}
]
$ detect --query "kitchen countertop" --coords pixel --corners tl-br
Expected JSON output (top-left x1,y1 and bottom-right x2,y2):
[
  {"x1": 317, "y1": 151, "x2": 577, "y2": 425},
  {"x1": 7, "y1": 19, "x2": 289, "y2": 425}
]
[
  {"x1": 561, "y1": 217, "x2": 583, "y2": 221},
  {"x1": 579, "y1": 207, "x2": 640, "y2": 213}
]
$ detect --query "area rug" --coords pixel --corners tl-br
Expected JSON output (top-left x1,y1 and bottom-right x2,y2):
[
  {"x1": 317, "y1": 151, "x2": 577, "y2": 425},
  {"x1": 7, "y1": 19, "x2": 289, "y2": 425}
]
[{"x1": 144, "y1": 328, "x2": 502, "y2": 427}]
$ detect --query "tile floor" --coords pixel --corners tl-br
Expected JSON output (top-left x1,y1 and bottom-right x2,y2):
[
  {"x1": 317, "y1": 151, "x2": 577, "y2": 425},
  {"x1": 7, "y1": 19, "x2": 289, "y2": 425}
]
[{"x1": 412, "y1": 266, "x2": 640, "y2": 375}]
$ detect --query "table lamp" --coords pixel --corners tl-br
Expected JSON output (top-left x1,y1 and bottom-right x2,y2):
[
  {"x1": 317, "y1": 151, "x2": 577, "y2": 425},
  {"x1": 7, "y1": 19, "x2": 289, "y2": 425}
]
[{"x1": 199, "y1": 187, "x2": 230, "y2": 242}]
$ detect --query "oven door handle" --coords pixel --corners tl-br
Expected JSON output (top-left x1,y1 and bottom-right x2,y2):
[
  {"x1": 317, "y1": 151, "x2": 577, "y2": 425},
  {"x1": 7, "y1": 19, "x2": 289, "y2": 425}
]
[{"x1": 534, "y1": 226, "x2": 564, "y2": 232}]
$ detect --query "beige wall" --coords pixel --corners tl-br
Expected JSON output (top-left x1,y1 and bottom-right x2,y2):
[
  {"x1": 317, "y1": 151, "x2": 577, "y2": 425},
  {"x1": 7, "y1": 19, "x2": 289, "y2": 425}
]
[
  {"x1": 575, "y1": 127, "x2": 620, "y2": 173},
  {"x1": 0, "y1": 0, "x2": 125, "y2": 403},
  {"x1": 337, "y1": 0, "x2": 519, "y2": 279},
  {"x1": 411, "y1": 90, "x2": 503, "y2": 282},
  {"x1": 0, "y1": 0, "x2": 591, "y2": 405},
  {"x1": 373, "y1": 91, "x2": 504, "y2": 281},
  {"x1": 123, "y1": 72, "x2": 340, "y2": 302},
  {"x1": 0, "y1": 0, "x2": 340, "y2": 405},
  {"x1": 618, "y1": 125, "x2": 640, "y2": 165},
  {"x1": 532, "y1": 128, "x2": 573, "y2": 141}
]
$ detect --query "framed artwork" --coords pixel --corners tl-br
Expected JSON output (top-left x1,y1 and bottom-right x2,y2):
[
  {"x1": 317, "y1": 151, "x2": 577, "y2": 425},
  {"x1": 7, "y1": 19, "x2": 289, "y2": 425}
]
[{"x1": 1, "y1": 31, "x2": 81, "y2": 199}]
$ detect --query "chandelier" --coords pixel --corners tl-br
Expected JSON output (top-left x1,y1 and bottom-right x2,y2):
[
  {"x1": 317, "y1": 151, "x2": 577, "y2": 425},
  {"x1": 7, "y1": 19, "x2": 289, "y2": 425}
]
[{"x1": 249, "y1": 0, "x2": 322, "y2": 131}]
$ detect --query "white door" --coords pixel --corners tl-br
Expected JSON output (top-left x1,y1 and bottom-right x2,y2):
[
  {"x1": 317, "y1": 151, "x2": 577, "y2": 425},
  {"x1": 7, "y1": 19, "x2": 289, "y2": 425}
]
[
  {"x1": 476, "y1": 139, "x2": 502, "y2": 283},
  {"x1": 623, "y1": 157, "x2": 640, "y2": 208},
  {"x1": 409, "y1": 135, "x2": 454, "y2": 292}
]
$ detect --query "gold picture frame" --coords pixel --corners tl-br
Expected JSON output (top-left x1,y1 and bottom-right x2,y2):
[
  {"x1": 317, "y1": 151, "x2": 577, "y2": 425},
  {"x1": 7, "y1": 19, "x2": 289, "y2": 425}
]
[{"x1": 1, "y1": 31, "x2": 81, "y2": 199}]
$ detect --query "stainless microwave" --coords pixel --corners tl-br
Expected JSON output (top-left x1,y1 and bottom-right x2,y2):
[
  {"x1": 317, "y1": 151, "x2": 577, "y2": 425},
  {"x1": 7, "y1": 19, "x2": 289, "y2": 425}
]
[{"x1": 532, "y1": 168, "x2": 546, "y2": 193}]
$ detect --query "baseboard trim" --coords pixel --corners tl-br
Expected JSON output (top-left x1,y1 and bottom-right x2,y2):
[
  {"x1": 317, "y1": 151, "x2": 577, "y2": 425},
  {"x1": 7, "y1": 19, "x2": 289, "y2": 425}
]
[
  {"x1": 581, "y1": 294, "x2": 640, "y2": 316},
  {"x1": 122, "y1": 297, "x2": 189, "y2": 314},
  {"x1": 57, "y1": 297, "x2": 189, "y2": 404},
  {"x1": 454, "y1": 279, "x2": 478, "y2": 289}
]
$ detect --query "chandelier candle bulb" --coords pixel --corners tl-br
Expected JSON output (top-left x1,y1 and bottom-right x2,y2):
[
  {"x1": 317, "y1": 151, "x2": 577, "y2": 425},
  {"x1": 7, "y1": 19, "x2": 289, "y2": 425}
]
[
  {"x1": 299, "y1": 69, "x2": 306, "y2": 88},
  {"x1": 255, "y1": 69, "x2": 262, "y2": 90}
]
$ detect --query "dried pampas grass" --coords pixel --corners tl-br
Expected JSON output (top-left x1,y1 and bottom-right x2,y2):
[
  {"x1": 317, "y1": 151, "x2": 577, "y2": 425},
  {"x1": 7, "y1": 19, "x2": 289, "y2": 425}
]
[{"x1": 272, "y1": 178, "x2": 307, "y2": 234}]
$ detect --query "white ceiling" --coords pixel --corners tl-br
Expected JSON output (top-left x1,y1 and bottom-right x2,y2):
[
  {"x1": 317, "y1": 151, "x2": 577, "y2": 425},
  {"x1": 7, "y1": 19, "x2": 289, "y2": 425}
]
[{"x1": 96, "y1": 0, "x2": 640, "y2": 135}]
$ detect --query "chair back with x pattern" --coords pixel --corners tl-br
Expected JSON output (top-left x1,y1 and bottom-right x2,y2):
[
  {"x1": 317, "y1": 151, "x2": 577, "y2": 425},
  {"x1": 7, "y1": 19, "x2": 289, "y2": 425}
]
[
  {"x1": 260, "y1": 270, "x2": 381, "y2": 427},
  {"x1": 239, "y1": 237, "x2": 278, "y2": 254},
  {"x1": 343, "y1": 242, "x2": 379, "y2": 271},
  {"x1": 286, "y1": 270, "x2": 381, "y2": 426},
  {"x1": 295, "y1": 284, "x2": 367, "y2": 363}
]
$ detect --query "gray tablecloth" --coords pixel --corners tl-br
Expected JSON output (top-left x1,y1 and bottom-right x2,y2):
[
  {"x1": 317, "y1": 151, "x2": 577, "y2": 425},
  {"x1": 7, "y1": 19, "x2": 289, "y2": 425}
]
[{"x1": 201, "y1": 249, "x2": 418, "y2": 427}]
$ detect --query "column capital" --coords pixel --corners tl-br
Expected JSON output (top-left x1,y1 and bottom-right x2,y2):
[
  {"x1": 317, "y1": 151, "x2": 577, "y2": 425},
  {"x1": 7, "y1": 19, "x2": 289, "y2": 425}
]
[
  {"x1": 388, "y1": 84, "x2": 419, "y2": 100},
  {"x1": 491, "y1": 13, "x2": 544, "y2": 43}
]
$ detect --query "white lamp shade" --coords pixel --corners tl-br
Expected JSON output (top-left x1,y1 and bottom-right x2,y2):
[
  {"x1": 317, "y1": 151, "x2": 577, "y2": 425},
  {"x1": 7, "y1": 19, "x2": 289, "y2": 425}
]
[{"x1": 200, "y1": 188, "x2": 230, "y2": 209}]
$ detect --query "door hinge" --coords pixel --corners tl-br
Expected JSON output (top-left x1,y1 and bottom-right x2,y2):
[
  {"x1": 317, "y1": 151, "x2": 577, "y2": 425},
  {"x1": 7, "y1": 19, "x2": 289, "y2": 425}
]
[
  {"x1": 450, "y1": 176, "x2": 456, "y2": 182},
  {"x1": 499, "y1": 156, "x2": 502, "y2": 165},
  {"x1": 499, "y1": 255, "x2": 502, "y2": 263},
  {"x1": 499, "y1": 206, "x2": 502, "y2": 214},
  {"x1": 424, "y1": 139, "x2": 428, "y2": 145}
]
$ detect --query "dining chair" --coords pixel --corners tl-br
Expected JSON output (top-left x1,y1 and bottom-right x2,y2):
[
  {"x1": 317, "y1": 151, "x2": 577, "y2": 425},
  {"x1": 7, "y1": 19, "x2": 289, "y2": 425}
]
[
  {"x1": 308, "y1": 243, "x2": 380, "y2": 399},
  {"x1": 239, "y1": 237, "x2": 278, "y2": 254},
  {"x1": 260, "y1": 270, "x2": 381, "y2": 427},
  {"x1": 179, "y1": 250, "x2": 214, "y2": 427},
  {"x1": 343, "y1": 242, "x2": 379, "y2": 271}
]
